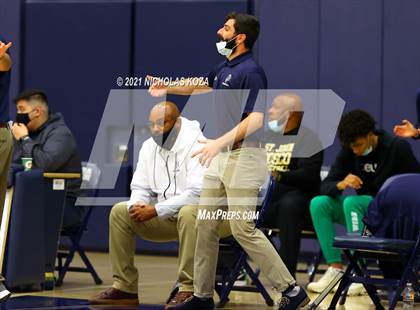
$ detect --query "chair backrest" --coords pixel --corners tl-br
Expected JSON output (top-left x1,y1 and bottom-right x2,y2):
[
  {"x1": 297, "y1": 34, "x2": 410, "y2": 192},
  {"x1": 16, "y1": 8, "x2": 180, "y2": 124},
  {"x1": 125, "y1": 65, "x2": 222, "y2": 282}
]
[
  {"x1": 365, "y1": 173, "x2": 420, "y2": 240},
  {"x1": 4, "y1": 170, "x2": 45, "y2": 288},
  {"x1": 72, "y1": 162, "x2": 101, "y2": 230},
  {"x1": 256, "y1": 176, "x2": 275, "y2": 228}
]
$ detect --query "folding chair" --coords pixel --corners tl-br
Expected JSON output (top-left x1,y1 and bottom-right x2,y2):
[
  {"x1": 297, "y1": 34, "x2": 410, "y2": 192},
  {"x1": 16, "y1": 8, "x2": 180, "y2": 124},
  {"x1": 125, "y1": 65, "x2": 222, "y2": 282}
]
[
  {"x1": 308, "y1": 174, "x2": 420, "y2": 310},
  {"x1": 215, "y1": 175, "x2": 276, "y2": 308},
  {"x1": 55, "y1": 162, "x2": 103, "y2": 286}
]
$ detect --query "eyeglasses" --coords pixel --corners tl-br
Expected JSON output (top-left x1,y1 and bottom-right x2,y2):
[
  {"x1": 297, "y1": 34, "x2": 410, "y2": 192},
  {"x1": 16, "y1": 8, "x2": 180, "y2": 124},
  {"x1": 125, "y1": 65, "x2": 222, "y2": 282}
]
[{"x1": 148, "y1": 118, "x2": 176, "y2": 129}]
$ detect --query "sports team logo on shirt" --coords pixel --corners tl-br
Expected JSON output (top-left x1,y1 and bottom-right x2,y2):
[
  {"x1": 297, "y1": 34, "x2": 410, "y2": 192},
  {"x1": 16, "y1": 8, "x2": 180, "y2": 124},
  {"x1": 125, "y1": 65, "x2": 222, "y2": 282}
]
[
  {"x1": 222, "y1": 74, "x2": 232, "y2": 87},
  {"x1": 363, "y1": 163, "x2": 377, "y2": 173}
]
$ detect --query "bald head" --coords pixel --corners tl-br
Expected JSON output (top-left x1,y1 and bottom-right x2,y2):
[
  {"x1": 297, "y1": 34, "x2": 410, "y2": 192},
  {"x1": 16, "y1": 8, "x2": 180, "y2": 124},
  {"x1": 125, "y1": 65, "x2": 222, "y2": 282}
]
[
  {"x1": 268, "y1": 93, "x2": 304, "y2": 133},
  {"x1": 149, "y1": 101, "x2": 180, "y2": 121},
  {"x1": 149, "y1": 101, "x2": 182, "y2": 149},
  {"x1": 272, "y1": 94, "x2": 303, "y2": 112}
]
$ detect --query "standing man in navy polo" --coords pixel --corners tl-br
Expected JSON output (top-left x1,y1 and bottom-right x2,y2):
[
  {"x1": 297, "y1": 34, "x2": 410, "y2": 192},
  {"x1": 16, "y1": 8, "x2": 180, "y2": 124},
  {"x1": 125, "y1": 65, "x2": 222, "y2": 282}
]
[
  {"x1": 149, "y1": 12, "x2": 309, "y2": 310},
  {"x1": 0, "y1": 35, "x2": 13, "y2": 302}
]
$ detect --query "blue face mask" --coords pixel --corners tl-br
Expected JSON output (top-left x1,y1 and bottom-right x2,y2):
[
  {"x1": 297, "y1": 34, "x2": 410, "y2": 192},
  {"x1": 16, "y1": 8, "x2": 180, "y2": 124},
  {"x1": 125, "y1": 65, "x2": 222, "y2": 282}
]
[
  {"x1": 268, "y1": 120, "x2": 284, "y2": 133},
  {"x1": 268, "y1": 112, "x2": 289, "y2": 133}
]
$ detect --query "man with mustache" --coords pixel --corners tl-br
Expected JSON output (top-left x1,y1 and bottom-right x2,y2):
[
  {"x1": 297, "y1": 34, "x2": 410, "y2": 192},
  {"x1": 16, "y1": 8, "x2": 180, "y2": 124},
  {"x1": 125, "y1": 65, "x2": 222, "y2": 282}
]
[
  {"x1": 90, "y1": 102, "x2": 231, "y2": 308},
  {"x1": 149, "y1": 12, "x2": 307, "y2": 310}
]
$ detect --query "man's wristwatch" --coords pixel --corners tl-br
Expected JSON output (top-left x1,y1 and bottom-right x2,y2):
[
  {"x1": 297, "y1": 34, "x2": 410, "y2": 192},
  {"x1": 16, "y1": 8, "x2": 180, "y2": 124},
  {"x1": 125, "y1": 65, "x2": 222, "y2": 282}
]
[{"x1": 19, "y1": 135, "x2": 30, "y2": 142}]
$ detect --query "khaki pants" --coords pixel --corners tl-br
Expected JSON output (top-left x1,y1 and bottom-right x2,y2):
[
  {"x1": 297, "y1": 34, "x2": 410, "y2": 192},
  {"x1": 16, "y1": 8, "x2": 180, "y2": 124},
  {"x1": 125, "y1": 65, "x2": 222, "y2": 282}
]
[
  {"x1": 0, "y1": 128, "x2": 12, "y2": 283},
  {"x1": 109, "y1": 202, "x2": 230, "y2": 294},
  {"x1": 194, "y1": 148, "x2": 295, "y2": 298}
]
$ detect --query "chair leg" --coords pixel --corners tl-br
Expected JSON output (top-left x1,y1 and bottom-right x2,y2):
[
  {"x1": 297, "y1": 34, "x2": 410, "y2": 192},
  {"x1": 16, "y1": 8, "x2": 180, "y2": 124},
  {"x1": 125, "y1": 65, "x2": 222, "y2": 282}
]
[
  {"x1": 344, "y1": 251, "x2": 384, "y2": 310},
  {"x1": 214, "y1": 283, "x2": 223, "y2": 299},
  {"x1": 308, "y1": 269, "x2": 344, "y2": 310},
  {"x1": 55, "y1": 246, "x2": 77, "y2": 287},
  {"x1": 339, "y1": 287, "x2": 349, "y2": 306},
  {"x1": 56, "y1": 254, "x2": 63, "y2": 273},
  {"x1": 328, "y1": 271, "x2": 351, "y2": 310},
  {"x1": 242, "y1": 260, "x2": 273, "y2": 306},
  {"x1": 73, "y1": 238, "x2": 102, "y2": 285},
  {"x1": 388, "y1": 253, "x2": 417, "y2": 310},
  {"x1": 166, "y1": 283, "x2": 179, "y2": 304},
  {"x1": 388, "y1": 286, "x2": 402, "y2": 310},
  {"x1": 217, "y1": 252, "x2": 246, "y2": 308},
  {"x1": 309, "y1": 249, "x2": 323, "y2": 283}
]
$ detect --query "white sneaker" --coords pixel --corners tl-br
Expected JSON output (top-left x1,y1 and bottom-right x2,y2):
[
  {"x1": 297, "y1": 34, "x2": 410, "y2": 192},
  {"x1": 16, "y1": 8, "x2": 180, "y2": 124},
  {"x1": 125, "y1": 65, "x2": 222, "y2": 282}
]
[
  {"x1": 0, "y1": 283, "x2": 11, "y2": 302},
  {"x1": 307, "y1": 267, "x2": 342, "y2": 293},
  {"x1": 333, "y1": 283, "x2": 367, "y2": 296}
]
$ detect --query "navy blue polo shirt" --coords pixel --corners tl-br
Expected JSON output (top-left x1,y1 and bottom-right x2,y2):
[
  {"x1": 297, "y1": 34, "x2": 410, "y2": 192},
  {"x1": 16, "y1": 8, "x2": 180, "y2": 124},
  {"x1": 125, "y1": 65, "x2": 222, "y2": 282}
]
[
  {"x1": 207, "y1": 51, "x2": 267, "y2": 140},
  {"x1": 0, "y1": 35, "x2": 11, "y2": 123}
]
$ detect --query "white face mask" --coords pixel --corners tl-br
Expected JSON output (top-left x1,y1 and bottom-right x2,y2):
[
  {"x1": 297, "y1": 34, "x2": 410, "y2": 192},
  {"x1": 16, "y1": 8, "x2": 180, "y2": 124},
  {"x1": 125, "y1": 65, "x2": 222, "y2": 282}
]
[
  {"x1": 360, "y1": 135, "x2": 374, "y2": 156},
  {"x1": 361, "y1": 146, "x2": 373, "y2": 156},
  {"x1": 216, "y1": 35, "x2": 238, "y2": 58}
]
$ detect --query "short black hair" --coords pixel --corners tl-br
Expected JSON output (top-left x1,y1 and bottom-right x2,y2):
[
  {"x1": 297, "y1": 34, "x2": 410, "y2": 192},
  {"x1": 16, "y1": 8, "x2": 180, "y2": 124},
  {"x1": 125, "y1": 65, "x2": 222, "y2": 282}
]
[
  {"x1": 14, "y1": 89, "x2": 48, "y2": 106},
  {"x1": 338, "y1": 109, "x2": 376, "y2": 146},
  {"x1": 225, "y1": 12, "x2": 260, "y2": 50}
]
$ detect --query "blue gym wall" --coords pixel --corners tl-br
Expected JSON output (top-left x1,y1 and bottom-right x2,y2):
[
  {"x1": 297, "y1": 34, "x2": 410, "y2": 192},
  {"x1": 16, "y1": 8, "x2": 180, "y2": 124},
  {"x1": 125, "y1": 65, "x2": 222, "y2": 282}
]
[{"x1": 1, "y1": 0, "x2": 420, "y2": 253}]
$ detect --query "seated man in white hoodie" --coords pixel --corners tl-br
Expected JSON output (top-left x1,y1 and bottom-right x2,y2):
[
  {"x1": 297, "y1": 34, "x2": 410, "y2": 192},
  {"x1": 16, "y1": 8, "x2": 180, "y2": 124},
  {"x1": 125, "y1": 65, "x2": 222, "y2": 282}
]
[{"x1": 90, "y1": 101, "x2": 224, "y2": 307}]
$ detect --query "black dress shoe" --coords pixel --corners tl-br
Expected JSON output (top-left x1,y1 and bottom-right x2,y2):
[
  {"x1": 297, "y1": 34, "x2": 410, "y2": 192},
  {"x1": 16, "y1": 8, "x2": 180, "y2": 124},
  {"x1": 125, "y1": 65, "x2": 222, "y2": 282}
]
[
  {"x1": 277, "y1": 285, "x2": 310, "y2": 309},
  {"x1": 171, "y1": 295, "x2": 214, "y2": 310}
]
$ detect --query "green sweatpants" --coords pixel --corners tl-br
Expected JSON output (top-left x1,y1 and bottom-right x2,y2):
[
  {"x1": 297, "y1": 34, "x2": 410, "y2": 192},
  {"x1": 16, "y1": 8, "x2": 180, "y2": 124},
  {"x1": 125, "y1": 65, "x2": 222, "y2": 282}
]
[{"x1": 310, "y1": 195, "x2": 373, "y2": 264}]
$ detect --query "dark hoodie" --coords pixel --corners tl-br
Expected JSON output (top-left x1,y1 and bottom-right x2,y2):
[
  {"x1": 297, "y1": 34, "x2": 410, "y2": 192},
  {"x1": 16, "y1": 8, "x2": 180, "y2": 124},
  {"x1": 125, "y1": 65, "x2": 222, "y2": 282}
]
[
  {"x1": 12, "y1": 113, "x2": 82, "y2": 197},
  {"x1": 321, "y1": 129, "x2": 420, "y2": 197}
]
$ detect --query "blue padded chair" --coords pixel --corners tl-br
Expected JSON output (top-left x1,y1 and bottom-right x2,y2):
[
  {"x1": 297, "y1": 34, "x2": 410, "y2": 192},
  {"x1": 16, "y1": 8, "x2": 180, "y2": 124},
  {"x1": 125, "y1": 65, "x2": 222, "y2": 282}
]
[
  {"x1": 308, "y1": 173, "x2": 420, "y2": 310},
  {"x1": 3, "y1": 170, "x2": 45, "y2": 290},
  {"x1": 55, "y1": 162, "x2": 102, "y2": 286}
]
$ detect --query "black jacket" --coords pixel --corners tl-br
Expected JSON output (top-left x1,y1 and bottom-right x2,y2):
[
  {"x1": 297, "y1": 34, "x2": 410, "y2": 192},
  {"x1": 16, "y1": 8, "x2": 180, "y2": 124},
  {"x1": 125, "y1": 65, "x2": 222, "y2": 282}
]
[
  {"x1": 321, "y1": 130, "x2": 420, "y2": 197},
  {"x1": 265, "y1": 126, "x2": 324, "y2": 195},
  {"x1": 12, "y1": 113, "x2": 82, "y2": 197}
]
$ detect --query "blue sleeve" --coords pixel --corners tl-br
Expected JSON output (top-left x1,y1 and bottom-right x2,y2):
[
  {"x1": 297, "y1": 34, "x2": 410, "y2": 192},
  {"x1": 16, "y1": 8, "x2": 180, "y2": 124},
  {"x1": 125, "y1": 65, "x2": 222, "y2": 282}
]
[
  {"x1": 206, "y1": 70, "x2": 215, "y2": 88},
  {"x1": 206, "y1": 63, "x2": 221, "y2": 88},
  {"x1": 240, "y1": 71, "x2": 267, "y2": 114}
]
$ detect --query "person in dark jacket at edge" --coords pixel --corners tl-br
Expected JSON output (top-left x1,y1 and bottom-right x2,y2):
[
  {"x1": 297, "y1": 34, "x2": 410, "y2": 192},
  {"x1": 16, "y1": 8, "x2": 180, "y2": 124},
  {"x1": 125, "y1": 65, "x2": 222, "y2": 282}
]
[
  {"x1": 307, "y1": 109, "x2": 420, "y2": 296},
  {"x1": 263, "y1": 93, "x2": 323, "y2": 277},
  {"x1": 10, "y1": 89, "x2": 82, "y2": 230},
  {"x1": 361, "y1": 97, "x2": 420, "y2": 279}
]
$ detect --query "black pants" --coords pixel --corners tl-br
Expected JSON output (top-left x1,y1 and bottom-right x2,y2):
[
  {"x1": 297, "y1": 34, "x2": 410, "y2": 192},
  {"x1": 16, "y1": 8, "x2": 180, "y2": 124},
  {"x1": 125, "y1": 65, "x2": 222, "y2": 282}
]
[{"x1": 264, "y1": 188, "x2": 312, "y2": 277}]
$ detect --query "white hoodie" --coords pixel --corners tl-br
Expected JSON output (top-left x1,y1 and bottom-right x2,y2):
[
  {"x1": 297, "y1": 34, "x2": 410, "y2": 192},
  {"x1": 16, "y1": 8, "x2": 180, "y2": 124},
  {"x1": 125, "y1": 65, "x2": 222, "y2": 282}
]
[{"x1": 127, "y1": 117, "x2": 205, "y2": 218}]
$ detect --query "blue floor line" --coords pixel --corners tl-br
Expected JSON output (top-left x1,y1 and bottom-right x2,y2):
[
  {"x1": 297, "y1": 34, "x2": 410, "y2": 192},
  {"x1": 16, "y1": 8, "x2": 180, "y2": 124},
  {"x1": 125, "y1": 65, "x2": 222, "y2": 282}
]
[{"x1": 0, "y1": 296, "x2": 164, "y2": 310}]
